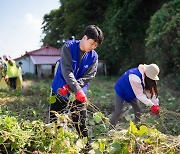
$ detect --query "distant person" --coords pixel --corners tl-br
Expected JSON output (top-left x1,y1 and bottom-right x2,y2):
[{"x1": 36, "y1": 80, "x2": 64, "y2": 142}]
[
  {"x1": 3, "y1": 55, "x2": 19, "y2": 89},
  {"x1": 0, "y1": 57, "x2": 4, "y2": 77},
  {"x1": 0, "y1": 57, "x2": 8, "y2": 89},
  {"x1": 110, "y1": 63, "x2": 160, "y2": 126},
  {"x1": 0, "y1": 57, "x2": 3, "y2": 69},
  {"x1": 16, "y1": 61, "x2": 23, "y2": 90},
  {"x1": 50, "y1": 25, "x2": 104, "y2": 141},
  {"x1": 0, "y1": 57, "x2": 3, "y2": 80},
  {"x1": 0, "y1": 57, "x2": 7, "y2": 77}
]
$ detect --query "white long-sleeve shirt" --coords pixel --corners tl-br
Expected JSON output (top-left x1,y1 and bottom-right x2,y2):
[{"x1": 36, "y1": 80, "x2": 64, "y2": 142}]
[{"x1": 129, "y1": 64, "x2": 159, "y2": 107}]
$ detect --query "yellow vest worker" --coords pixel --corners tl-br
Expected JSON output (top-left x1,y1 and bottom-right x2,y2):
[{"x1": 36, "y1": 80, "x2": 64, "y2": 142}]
[
  {"x1": 16, "y1": 63, "x2": 23, "y2": 90},
  {"x1": 5, "y1": 60, "x2": 19, "y2": 89},
  {"x1": 0, "y1": 63, "x2": 8, "y2": 90},
  {"x1": 6, "y1": 60, "x2": 19, "y2": 78}
]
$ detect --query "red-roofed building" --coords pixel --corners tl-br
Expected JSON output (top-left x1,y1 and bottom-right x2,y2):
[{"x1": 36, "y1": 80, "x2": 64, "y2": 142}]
[{"x1": 15, "y1": 45, "x2": 61, "y2": 78}]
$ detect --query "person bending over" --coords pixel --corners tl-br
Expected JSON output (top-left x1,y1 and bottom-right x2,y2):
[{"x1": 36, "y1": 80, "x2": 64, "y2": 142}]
[
  {"x1": 50, "y1": 25, "x2": 104, "y2": 139},
  {"x1": 110, "y1": 63, "x2": 160, "y2": 126}
]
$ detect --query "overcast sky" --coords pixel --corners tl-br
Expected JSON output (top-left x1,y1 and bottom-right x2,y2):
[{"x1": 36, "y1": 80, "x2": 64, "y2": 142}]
[{"x1": 0, "y1": 0, "x2": 60, "y2": 59}]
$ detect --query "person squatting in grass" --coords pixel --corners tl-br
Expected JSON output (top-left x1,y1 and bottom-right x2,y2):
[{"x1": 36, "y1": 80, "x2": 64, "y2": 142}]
[
  {"x1": 110, "y1": 63, "x2": 160, "y2": 126},
  {"x1": 50, "y1": 25, "x2": 104, "y2": 139}
]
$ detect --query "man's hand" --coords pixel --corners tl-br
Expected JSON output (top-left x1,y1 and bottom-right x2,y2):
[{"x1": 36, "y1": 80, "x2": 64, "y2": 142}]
[
  {"x1": 151, "y1": 105, "x2": 160, "y2": 115},
  {"x1": 58, "y1": 84, "x2": 69, "y2": 96},
  {"x1": 75, "y1": 89, "x2": 87, "y2": 103}
]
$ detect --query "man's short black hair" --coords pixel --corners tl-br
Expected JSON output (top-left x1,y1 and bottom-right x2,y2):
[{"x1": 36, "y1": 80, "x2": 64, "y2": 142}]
[{"x1": 83, "y1": 25, "x2": 104, "y2": 45}]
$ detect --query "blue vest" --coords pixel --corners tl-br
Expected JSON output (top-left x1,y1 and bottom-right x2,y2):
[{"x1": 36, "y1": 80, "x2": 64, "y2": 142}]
[
  {"x1": 115, "y1": 68, "x2": 144, "y2": 103},
  {"x1": 52, "y1": 40, "x2": 98, "y2": 97}
]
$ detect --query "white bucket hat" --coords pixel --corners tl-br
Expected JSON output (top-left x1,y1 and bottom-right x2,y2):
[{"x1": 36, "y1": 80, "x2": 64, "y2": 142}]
[{"x1": 144, "y1": 63, "x2": 159, "y2": 80}]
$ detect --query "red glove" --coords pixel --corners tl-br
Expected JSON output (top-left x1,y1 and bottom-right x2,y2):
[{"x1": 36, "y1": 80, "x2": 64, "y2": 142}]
[
  {"x1": 75, "y1": 90, "x2": 87, "y2": 103},
  {"x1": 58, "y1": 84, "x2": 69, "y2": 96},
  {"x1": 3, "y1": 76, "x2": 8, "y2": 81},
  {"x1": 151, "y1": 105, "x2": 160, "y2": 115}
]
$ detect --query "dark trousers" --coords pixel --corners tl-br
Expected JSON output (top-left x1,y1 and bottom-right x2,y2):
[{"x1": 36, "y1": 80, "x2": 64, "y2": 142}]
[
  {"x1": 50, "y1": 93, "x2": 88, "y2": 138},
  {"x1": 110, "y1": 94, "x2": 141, "y2": 126},
  {"x1": 9, "y1": 77, "x2": 17, "y2": 89}
]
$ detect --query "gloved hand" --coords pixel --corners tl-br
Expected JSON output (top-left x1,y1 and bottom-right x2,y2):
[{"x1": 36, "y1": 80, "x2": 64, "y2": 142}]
[
  {"x1": 3, "y1": 76, "x2": 8, "y2": 81},
  {"x1": 58, "y1": 84, "x2": 69, "y2": 96},
  {"x1": 151, "y1": 105, "x2": 160, "y2": 115},
  {"x1": 75, "y1": 89, "x2": 87, "y2": 103}
]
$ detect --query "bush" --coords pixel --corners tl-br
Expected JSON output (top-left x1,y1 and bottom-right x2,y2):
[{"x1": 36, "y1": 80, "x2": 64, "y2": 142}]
[{"x1": 145, "y1": 0, "x2": 180, "y2": 88}]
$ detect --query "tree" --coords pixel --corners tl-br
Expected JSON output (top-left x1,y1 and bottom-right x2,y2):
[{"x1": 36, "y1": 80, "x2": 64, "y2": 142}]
[
  {"x1": 41, "y1": 0, "x2": 172, "y2": 76},
  {"x1": 41, "y1": 0, "x2": 107, "y2": 48},
  {"x1": 42, "y1": 8, "x2": 65, "y2": 48},
  {"x1": 145, "y1": 0, "x2": 180, "y2": 86},
  {"x1": 99, "y1": 0, "x2": 163, "y2": 75}
]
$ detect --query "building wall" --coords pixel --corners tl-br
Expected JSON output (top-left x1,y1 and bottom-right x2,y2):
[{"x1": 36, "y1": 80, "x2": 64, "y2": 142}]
[
  {"x1": 97, "y1": 60, "x2": 107, "y2": 76},
  {"x1": 37, "y1": 64, "x2": 53, "y2": 78},
  {"x1": 15, "y1": 56, "x2": 35, "y2": 75},
  {"x1": 15, "y1": 56, "x2": 107, "y2": 77}
]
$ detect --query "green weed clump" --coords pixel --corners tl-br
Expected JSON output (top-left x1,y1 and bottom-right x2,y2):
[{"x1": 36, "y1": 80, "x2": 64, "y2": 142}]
[
  {"x1": 0, "y1": 112, "x2": 81, "y2": 153},
  {"x1": 0, "y1": 77, "x2": 179, "y2": 153},
  {"x1": 0, "y1": 110, "x2": 179, "y2": 153}
]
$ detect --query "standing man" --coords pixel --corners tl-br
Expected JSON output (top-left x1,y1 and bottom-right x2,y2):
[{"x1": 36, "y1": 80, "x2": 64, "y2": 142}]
[{"x1": 50, "y1": 25, "x2": 104, "y2": 139}]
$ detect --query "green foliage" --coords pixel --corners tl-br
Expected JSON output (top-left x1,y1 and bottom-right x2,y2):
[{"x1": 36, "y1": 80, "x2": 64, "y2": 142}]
[
  {"x1": 41, "y1": 0, "x2": 176, "y2": 77},
  {"x1": 0, "y1": 77, "x2": 179, "y2": 153},
  {"x1": 0, "y1": 114, "x2": 80, "y2": 153},
  {"x1": 88, "y1": 112, "x2": 109, "y2": 137},
  {"x1": 0, "y1": 80, "x2": 50, "y2": 122},
  {"x1": 49, "y1": 95, "x2": 56, "y2": 104},
  {"x1": 40, "y1": 0, "x2": 180, "y2": 81},
  {"x1": 1, "y1": 105, "x2": 178, "y2": 153},
  {"x1": 100, "y1": 0, "x2": 145, "y2": 74},
  {"x1": 88, "y1": 76, "x2": 116, "y2": 111},
  {"x1": 42, "y1": 8, "x2": 66, "y2": 48},
  {"x1": 88, "y1": 120, "x2": 179, "y2": 154},
  {"x1": 146, "y1": 0, "x2": 180, "y2": 86},
  {"x1": 51, "y1": 128, "x2": 79, "y2": 153},
  {"x1": 93, "y1": 112, "x2": 104, "y2": 123},
  {"x1": 42, "y1": 0, "x2": 107, "y2": 48},
  {"x1": 28, "y1": 80, "x2": 51, "y2": 96}
]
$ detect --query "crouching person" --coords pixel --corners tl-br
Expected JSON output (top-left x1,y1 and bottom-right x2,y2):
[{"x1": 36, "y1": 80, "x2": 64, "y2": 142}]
[{"x1": 110, "y1": 63, "x2": 160, "y2": 127}]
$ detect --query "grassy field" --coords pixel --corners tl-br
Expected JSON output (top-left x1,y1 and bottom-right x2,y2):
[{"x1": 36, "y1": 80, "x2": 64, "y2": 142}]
[
  {"x1": 89, "y1": 76, "x2": 180, "y2": 136},
  {"x1": 0, "y1": 75, "x2": 180, "y2": 153},
  {"x1": 0, "y1": 75, "x2": 179, "y2": 136}
]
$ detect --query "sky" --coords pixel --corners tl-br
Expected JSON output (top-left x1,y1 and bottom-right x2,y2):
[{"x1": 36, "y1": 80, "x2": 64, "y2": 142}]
[{"x1": 0, "y1": 0, "x2": 60, "y2": 59}]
